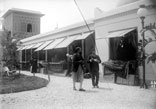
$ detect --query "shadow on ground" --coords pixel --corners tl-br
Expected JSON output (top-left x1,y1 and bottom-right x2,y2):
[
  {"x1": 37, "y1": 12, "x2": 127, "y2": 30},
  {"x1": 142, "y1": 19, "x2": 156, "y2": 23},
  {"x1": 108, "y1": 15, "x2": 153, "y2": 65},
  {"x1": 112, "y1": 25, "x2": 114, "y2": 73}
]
[
  {"x1": 0, "y1": 74, "x2": 49, "y2": 94},
  {"x1": 98, "y1": 87, "x2": 113, "y2": 91}
]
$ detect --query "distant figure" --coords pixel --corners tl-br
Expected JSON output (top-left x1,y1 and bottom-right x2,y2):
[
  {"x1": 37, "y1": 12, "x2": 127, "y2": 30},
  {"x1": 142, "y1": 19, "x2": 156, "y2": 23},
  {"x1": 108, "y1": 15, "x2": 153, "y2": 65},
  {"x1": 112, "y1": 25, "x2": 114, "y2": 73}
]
[
  {"x1": 30, "y1": 57, "x2": 38, "y2": 76},
  {"x1": 72, "y1": 47, "x2": 85, "y2": 91},
  {"x1": 3, "y1": 64, "x2": 11, "y2": 76},
  {"x1": 88, "y1": 50, "x2": 101, "y2": 88},
  {"x1": 3, "y1": 64, "x2": 16, "y2": 76},
  {"x1": 52, "y1": 55, "x2": 58, "y2": 62}
]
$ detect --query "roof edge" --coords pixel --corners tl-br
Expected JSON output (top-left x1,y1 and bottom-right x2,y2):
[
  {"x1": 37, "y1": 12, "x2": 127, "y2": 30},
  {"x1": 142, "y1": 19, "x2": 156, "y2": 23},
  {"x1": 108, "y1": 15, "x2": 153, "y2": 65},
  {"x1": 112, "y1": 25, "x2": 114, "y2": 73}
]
[
  {"x1": 2, "y1": 8, "x2": 44, "y2": 18},
  {"x1": 94, "y1": 0, "x2": 148, "y2": 21},
  {"x1": 21, "y1": 19, "x2": 94, "y2": 43}
]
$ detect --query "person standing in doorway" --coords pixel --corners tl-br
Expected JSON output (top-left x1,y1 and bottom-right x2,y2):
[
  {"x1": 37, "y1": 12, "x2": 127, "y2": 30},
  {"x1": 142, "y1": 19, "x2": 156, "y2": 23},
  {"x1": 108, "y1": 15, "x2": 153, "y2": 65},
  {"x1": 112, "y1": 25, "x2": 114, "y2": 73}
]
[
  {"x1": 72, "y1": 47, "x2": 85, "y2": 91},
  {"x1": 88, "y1": 50, "x2": 101, "y2": 88}
]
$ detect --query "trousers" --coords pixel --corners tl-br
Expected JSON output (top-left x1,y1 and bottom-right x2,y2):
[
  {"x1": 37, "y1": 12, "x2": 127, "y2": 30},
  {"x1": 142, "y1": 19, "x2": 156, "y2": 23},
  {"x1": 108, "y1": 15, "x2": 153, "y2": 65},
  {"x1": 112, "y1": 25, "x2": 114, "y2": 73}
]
[{"x1": 91, "y1": 72, "x2": 99, "y2": 86}]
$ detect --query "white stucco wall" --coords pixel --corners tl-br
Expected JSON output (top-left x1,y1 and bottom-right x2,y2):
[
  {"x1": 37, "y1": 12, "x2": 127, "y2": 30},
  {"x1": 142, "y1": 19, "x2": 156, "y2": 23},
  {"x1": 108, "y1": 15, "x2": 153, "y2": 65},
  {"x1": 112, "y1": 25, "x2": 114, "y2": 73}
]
[
  {"x1": 13, "y1": 13, "x2": 40, "y2": 34},
  {"x1": 3, "y1": 14, "x2": 13, "y2": 32},
  {"x1": 3, "y1": 8, "x2": 43, "y2": 39},
  {"x1": 95, "y1": 8, "x2": 139, "y2": 62}
]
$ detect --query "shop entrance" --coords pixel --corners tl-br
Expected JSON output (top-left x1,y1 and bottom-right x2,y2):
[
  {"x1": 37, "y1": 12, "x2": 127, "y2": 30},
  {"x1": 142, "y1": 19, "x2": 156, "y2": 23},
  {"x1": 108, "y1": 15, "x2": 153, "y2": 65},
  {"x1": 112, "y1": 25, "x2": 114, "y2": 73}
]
[{"x1": 103, "y1": 29, "x2": 138, "y2": 85}]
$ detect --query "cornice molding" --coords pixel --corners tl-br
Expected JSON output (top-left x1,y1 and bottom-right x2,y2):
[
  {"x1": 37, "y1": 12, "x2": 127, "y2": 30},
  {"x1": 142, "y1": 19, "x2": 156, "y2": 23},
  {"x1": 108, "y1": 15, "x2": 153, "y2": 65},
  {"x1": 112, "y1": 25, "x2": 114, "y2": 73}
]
[
  {"x1": 94, "y1": 0, "x2": 156, "y2": 22},
  {"x1": 94, "y1": 9, "x2": 138, "y2": 22}
]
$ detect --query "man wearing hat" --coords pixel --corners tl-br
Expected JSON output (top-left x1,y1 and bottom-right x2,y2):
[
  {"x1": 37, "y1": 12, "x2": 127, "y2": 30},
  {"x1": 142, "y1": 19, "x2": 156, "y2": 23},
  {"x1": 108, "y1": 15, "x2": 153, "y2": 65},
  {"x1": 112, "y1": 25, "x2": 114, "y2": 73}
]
[{"x1": 88, "y1": 50, "x2": 101, "y2": 88}]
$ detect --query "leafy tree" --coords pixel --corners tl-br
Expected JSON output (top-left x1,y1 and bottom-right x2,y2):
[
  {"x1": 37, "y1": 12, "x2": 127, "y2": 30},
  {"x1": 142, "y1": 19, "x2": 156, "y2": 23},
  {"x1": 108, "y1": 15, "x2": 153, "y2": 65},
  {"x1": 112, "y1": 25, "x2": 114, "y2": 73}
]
[{"x1": 0, "y1": 29, "x2": 18, "y2": 69}]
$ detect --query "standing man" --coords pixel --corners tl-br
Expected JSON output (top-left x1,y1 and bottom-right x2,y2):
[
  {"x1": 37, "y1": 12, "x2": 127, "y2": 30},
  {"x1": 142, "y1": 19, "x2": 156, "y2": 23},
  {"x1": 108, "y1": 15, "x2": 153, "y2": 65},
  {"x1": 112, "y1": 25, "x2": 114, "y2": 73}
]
[{"x1": 88, "y1": 50, "x2": 101, "y2": 88}]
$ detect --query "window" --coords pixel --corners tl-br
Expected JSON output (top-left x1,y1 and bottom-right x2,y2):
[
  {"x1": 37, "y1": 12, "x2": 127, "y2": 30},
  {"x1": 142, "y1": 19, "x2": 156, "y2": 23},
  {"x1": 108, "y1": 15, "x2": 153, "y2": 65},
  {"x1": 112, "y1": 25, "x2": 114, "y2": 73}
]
[{"x1": 27, "y1": 23, "x2": 32, "y2": 32}]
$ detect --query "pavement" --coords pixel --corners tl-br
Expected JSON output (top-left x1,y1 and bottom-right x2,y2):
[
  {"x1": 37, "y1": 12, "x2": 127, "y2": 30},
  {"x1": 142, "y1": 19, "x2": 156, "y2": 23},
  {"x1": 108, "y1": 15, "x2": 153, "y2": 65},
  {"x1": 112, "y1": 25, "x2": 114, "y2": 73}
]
[{"x1": 0, "y1": 71, "x2": 156, "y2": 109}]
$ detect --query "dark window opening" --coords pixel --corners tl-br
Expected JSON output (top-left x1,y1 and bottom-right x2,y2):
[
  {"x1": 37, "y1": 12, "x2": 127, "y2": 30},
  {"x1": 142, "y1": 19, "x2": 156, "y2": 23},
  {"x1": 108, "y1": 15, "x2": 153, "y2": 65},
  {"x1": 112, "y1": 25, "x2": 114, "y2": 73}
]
[
  {"x1": 109, "y1": 29, "x2": 138, "y2": 61},
  {"x1": 39, "y1": 50, "x2": 45, "y2": 61},
  {"x1": 27, "y1": 23, "x2": 32, "y2": 32}
]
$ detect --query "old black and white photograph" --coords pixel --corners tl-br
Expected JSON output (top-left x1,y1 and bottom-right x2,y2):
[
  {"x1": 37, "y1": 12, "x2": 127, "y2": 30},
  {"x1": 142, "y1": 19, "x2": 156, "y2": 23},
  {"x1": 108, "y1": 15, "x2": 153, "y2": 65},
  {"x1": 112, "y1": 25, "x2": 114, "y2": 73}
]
[{"x1": 0, "y1": 0, "x2": 156, "y2": 109}]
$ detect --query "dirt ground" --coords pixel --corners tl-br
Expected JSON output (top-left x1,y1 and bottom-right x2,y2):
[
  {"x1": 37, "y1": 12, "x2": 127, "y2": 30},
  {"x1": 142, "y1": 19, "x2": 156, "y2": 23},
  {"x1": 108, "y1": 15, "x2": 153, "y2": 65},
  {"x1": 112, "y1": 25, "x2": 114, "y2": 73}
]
[{"x1": 0, "y1": 71, "x2": 156, "y2": 109}]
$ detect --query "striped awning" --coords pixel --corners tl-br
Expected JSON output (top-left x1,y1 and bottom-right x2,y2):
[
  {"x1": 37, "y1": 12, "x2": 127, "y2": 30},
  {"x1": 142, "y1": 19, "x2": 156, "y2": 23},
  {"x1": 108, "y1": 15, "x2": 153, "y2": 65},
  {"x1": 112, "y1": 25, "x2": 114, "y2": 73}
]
[
  {"x1": 54, "y1": 35, "x2": 79, "y2": 49},
  {"x1": 75, "y1": 32, "x2": 92, "y2": 40},
  {"x1": 44, "y1": 38, "x2": 65, "y2": 50},
  {"x1": 35, "y1": 40, "x2": 54, "y2": 51},
  {"x1": 105, "y1": 28, "x2": 135, "y2": 38}
]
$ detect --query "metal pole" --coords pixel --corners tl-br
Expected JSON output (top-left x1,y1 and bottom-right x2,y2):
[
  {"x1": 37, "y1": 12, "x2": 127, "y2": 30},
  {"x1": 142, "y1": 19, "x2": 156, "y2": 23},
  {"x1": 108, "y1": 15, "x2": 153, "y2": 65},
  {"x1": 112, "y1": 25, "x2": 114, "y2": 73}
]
[{"x1": 140, "y1": 17, "x2": 148, "y2": 89}]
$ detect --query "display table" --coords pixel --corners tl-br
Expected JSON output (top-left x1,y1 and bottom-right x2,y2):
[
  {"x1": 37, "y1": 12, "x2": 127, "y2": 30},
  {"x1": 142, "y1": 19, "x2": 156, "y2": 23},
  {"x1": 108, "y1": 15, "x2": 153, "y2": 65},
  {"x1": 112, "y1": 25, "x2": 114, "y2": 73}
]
[
  {"x1": 43, "y1": 61, "x2": 65, "y2": 73},
  {"x1": 102, "y1": 60, "x2": 137, "y2": 84}
]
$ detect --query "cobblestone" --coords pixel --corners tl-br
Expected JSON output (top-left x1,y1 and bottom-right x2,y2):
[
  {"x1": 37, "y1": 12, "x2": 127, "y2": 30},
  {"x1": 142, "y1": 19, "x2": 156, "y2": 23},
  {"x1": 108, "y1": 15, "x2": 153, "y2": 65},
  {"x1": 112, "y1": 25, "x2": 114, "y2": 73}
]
[{"x1": 0, "y1": 71, "x2": 156, "y2": 109}]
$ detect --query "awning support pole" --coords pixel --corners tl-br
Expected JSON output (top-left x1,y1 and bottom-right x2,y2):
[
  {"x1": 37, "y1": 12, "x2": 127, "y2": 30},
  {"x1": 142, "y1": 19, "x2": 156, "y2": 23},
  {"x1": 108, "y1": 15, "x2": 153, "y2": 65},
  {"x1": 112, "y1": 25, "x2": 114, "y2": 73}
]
[
  {"x1": 20, "y1": 50, "x2": 22, "y2": 71},
  {"x1": 25, "y1": 49, "x2": 26, "y2": 70},
  {"x1": 31, "y1": 49, "x2": 32, "y2": 60},
  {"x1": 45, "y1": 50, "x2": 47, "y2": 62},
  {"x1": 82, "y1": 39, "x2": 85, "y2": 58}
]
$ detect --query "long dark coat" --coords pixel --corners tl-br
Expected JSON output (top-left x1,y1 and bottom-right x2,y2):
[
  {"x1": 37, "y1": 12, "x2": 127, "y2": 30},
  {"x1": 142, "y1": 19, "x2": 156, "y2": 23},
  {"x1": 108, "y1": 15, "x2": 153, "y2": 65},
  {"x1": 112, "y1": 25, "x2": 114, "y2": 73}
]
[{"x1": 30, "y1": 59, "x2": 37, "y2": 73}]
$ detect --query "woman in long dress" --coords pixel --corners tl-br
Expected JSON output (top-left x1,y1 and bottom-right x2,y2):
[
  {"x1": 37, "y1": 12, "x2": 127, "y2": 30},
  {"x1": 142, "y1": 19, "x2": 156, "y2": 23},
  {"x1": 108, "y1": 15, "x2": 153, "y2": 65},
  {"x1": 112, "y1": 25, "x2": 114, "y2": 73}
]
[
  {"x1": 72, "y1": 47, "x2": 85, "y2": 91},
  {"x1": 30, "y1": 58, "x2": 37, "y2": 76}
]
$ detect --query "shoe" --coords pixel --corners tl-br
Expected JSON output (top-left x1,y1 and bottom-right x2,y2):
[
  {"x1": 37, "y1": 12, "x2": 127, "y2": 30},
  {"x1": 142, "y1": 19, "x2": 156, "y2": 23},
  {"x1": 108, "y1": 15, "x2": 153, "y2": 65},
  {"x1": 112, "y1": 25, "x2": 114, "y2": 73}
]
[
  {"x1": 96, "y1": 85, "x2": 99, "y2": 88},
  {"x1": 79, "y1": 88, "x2": 85, "y2": 91},
  {"x1": 73, "y1": 87, "x2": 76, "y2": 90}
]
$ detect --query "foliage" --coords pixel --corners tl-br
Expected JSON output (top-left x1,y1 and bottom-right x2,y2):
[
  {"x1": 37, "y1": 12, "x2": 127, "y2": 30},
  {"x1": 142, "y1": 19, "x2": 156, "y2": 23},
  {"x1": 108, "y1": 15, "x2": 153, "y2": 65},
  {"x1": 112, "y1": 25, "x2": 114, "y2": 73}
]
[
  {"x1": 147, "y1": 52, "x2": 156, "y2": 63},
  {"x1": 138, "y1": 27, "x2": 156, "y2": 65},
  {"x1": 0, "y1": 29, "x2": 17, "y2": 68}
]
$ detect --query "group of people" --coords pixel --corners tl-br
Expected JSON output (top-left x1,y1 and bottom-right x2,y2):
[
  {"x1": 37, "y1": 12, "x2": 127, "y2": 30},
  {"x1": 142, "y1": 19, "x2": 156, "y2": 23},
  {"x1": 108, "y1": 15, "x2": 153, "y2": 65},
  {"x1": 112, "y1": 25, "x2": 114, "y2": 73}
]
[
  {"x1": 26, "y1": 46, "x2": 101, "y2": 92},
  {"x1": 68, "y1": 47, "x2": 101, "y2": 91}
]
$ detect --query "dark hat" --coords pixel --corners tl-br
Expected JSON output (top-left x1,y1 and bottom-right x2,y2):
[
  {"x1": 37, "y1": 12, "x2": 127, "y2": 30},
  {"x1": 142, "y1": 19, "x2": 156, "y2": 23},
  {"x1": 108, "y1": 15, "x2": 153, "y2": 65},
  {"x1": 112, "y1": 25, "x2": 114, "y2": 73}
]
[{"x1": 74, "y1": 47, "x2": 81, "y2": 53}]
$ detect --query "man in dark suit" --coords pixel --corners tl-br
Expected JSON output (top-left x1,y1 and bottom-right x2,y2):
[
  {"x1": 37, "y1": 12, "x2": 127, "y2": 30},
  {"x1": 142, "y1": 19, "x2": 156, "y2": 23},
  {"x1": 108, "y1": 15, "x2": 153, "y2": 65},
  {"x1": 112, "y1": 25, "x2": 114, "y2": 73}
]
[{"x1": 88, "y1": 50, "x2": 101, "y2": 88}]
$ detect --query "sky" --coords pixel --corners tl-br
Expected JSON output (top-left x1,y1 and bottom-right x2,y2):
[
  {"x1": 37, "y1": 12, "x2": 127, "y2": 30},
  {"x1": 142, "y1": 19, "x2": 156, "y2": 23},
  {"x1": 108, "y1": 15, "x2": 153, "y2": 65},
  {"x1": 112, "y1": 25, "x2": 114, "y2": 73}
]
[{"x1": 0, "y1": 0, "x2": 119, "y2": 33}]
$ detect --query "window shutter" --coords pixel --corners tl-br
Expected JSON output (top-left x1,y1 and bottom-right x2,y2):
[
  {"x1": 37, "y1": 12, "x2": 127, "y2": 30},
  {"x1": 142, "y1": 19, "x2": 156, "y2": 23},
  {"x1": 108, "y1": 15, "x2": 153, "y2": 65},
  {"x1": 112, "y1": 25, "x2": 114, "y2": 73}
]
[
  {"x1": 21, "y1": 22, "x2": 26, "y2": 32},
  {"x1": 32, "y1": 23, "x2": 35, "y2": 32}
]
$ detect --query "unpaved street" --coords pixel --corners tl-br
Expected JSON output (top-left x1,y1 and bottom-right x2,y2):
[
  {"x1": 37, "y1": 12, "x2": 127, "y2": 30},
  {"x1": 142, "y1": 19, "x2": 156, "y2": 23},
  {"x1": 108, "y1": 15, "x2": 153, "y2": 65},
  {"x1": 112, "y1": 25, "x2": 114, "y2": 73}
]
[{"x1": 0, "y1": 71, "x2": 156, "y2": 109}]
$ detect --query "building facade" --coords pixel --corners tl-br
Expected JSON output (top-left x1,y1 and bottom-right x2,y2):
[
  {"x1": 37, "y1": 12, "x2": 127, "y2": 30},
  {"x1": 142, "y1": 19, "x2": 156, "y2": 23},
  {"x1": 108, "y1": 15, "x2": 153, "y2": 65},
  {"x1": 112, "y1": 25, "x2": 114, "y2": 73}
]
[
  {"x1": 4, "y1": 0, "x2": 156, "y2": 86},
  {"x1": 94, "y1": 0, "x2": 156, "y2": 84},
  {"x1": 0, "y1": 8, "x2": 43, "y2": 72},
  {"x1": 2, "y1": 8, "x2": 44, "y2": 40}
]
